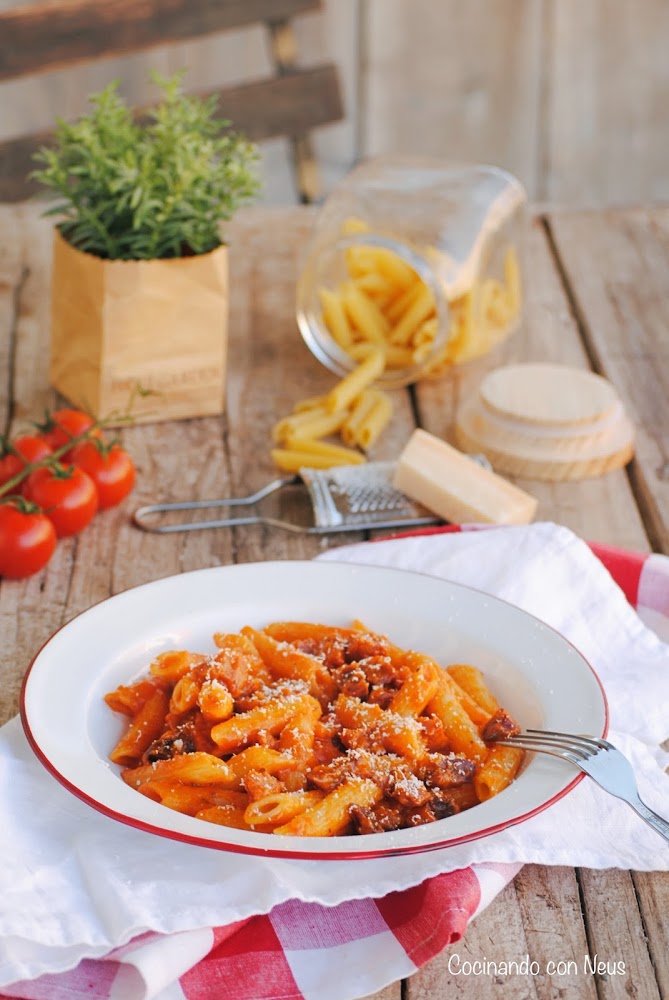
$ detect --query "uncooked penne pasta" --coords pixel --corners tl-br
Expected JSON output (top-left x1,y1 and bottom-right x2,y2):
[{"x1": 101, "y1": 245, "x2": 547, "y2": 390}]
[
  {"x1": 319, "y1": 287, "x2": 354, "y2": 350},
  {"x1": 384, "y1": 279, "x2": 423, "y2": 325},
  {"x1": 340, "y1": 388, "x2": 382, "y2": 446},
  {"x1": 325, "y1": 348, "x2": 385, "y2": 413},
  {"x1": 292, "y1": 394, "x2": 327, "y2": 413},
  {"x1": 341, "y1": 282, "x2": 389, "y2": 344},
  {"x1": 270, "y1": 448, "x2": 362, "y2": 473},
  {"x1": 281, "y1": 435, "x2": 365, "y2": 464},
  {"x1": 504, "y1": 245, "x2": 521, "y2": 316},
  {"x1": 354, "y1": 391, "x2": 393, "y2": 450},
  {"x1": 388, "y1": 283, "x2": 436, "y2": 346},
  {"x1": 272, "y1": 406, "x2": 347, "y2": 444}
]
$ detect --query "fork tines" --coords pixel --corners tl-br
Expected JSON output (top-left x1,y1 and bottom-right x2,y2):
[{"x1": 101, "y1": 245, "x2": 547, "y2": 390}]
[{"x1": 499, "y1": 729, "x2": 611, "y2": 760}]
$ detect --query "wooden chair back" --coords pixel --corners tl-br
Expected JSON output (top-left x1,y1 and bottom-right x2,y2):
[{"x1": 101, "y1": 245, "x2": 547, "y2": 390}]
[{"x1": 0, "y1": 0, "x2": 344, "y2": 203}]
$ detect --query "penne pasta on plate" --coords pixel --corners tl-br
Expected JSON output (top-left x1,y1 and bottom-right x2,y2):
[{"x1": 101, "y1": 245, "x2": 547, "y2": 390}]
[{"x1": 105, "y1": 620, "x2": 524, "y2": 837}]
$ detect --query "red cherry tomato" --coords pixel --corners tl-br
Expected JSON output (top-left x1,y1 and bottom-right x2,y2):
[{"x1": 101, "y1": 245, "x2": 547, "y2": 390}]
[
  {"x1": 37, "y1": 408, "x2": 99, "y2": 458},
  {"x1": 0, "y1": 435, "x2": 53, "y2": 490},
  {"x1": 0, "y1": 499, "x2": 57, "y2": 579},
  {"x1": 68, "y1": 440, "x2": 135, "y2": 510},
  {"x1": 23, "y1": 463, "x2": 98, "y2": 537}
]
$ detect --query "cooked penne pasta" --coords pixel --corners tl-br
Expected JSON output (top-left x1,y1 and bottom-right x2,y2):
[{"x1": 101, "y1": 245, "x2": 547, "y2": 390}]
[
  {"x1": 109, "y1": 688, "x2": 170, "y2": 767},
  {"x1": 427, "y1": 674, "x2": 488, "y2": 762},
  {"x1": 389, "y1": 653, "x2": 440, "y2": 717},
  {"x1": 122, "y1": 751, "x2": 236, "y2": 788},
  {"x1": 244, "y1": 789, "x2": 324, "y2": 826},
  {"x1": 474, "y1": 744, "x2": 524, "y2": 801},
  {"x1": 195, "y1": 805, "x2": 255, "y2": 830},
  {"x1": 106, "y1": 620, "x2": 524, "y2": 837},
  {"x1": 210, "y1": 692, "x2": 321, "y2": 755},
  {"x1": 447, "y1": 664, "x2": 499, "y2": 716},
  {"x1": 241, "y1": 626, "x2": 320, "y2": 686},
  {"x1": 274, "y1": 778, "x2": 383, "y2": 837}
]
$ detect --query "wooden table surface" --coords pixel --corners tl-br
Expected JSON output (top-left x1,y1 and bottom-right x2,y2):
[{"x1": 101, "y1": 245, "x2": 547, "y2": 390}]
[{"x1": 1, "y1": 201, "x2": 668, "y2": 1000}]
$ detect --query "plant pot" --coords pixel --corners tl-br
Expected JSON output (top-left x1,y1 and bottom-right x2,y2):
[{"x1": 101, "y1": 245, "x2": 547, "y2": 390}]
[{"x1": 49, "y1": 229, "x2": 228, "y2": 425}]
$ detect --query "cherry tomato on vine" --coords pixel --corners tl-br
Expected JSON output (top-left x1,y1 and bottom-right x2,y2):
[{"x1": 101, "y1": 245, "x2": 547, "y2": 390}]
[
  {"x1": 0, "y1": 498, "x2": 57, "y2": 579},
  {"x1": 23, "y1": 463, "x2": 98, "y2": 537},
  {"x1": 0, "y1": 435, "x2": 53, "y2": 490},
  {"x1": 37, "y1": 408, "x2": 100, "y2": 458},
  {"x1": 68, "y1": 440, "x2": 135, "y2": 509}
]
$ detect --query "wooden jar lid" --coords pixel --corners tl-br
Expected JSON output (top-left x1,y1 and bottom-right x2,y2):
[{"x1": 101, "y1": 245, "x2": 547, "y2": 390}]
[{"x1": 454, "y1": 363, "x2": 635, "y2": 481}]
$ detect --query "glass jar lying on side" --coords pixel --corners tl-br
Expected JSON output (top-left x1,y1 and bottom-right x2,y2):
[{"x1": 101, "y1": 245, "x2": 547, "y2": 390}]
[{"x1": 296, "y1": 156, "x2": 527, "y2": 389}]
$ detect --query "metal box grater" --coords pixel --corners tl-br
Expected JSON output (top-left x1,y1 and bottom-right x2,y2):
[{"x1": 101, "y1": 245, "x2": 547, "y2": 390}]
[{"x1": 133, "y1": 461, "x2": 440, "y2": 535}]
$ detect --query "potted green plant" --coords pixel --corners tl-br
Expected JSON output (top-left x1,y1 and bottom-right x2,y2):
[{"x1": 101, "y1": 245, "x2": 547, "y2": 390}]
[{"x1": 32, "y1": 73, "x2": 260, "y2": 424}]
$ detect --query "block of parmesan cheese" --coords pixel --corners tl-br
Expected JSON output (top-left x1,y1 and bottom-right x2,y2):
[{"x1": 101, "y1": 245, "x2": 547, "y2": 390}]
[{"x1": 392, "y1": 429, "x2": 538, "y2": 525}]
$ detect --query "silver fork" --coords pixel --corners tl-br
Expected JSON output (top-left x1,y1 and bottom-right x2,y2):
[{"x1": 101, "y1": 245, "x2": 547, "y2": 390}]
[{"x1": 497, "y1": 729, "x2": 669, "y2": 845}]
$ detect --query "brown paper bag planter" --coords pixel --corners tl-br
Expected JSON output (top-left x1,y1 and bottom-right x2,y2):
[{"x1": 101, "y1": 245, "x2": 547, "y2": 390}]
[{"x1": 49, "y1": 229, "x2": 228, "y2": 425}]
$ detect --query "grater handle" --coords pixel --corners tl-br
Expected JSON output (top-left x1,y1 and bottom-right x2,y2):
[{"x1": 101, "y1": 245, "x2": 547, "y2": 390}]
[{"x1": 133, "y1": 476, "x2": 302, "y2": 534}]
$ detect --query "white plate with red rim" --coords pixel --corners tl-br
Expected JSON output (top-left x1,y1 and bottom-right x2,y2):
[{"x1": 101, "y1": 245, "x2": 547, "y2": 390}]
[{"x1": 21, "y1": 560, "x2": 608, "y2": 860}]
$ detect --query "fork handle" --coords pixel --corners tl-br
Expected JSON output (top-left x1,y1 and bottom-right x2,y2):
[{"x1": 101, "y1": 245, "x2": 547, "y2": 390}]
[{"x1": 631, "y1": 797, "x2": 669, "y2": 845}]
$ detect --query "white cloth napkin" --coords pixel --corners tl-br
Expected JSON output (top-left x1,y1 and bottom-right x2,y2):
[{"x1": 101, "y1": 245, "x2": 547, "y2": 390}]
[{"x1": 1, "y1": 521, "x2": 668, "y2": 989}]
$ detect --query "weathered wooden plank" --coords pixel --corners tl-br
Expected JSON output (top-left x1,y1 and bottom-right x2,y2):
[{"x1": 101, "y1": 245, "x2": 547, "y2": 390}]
[
  {"x1": 631, "y1": 871, "x2": 669, "y2": 1000},
  {"x1": 0, "y1": 203, "x2": 25, "y2": 431},
  {"x1": 409, "y1": 879, "x2": 541, "y2": 999},
  {"x1": 579, "y1": 868, "x2": 661, "y2": 1000},
  {"x1": 0, "y1": 205, "x2": 73, "y2": 725},
  {"x1": 0, "y1": 0, "x2": 323, "y2": 81},
  {"x1": 543, "y1": 0, "x2": 669, "y2": 205},
  {"x1": 0, "y1": 65, "x2": 344, "y2": 203},
  {"x1": 514, "y1": 866, "x2": 598, "y2": 1000},
  {"x1": 10, "y1": 204, "x2": 54, "y2": 422},
  {"x1": 546, "y1": 207, "x2": 669, "y2": 554},
  {"x1": 361, "y1": 0, "x2": 544, "y2": 198}
]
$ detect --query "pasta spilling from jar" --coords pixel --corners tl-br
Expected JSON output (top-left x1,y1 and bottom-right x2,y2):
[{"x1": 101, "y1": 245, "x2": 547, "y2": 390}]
[
  {"x1": 105, "y1": 621, "x2": 524, "y2": 837},
  {"x1": 270, "y1": 348, "x2": 393, "y2": 472},
  {"x1": 318, "y1": 216, "x2": 522, "y2": 375}
]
